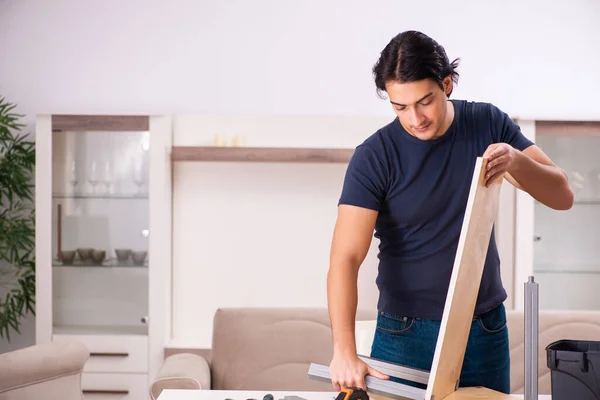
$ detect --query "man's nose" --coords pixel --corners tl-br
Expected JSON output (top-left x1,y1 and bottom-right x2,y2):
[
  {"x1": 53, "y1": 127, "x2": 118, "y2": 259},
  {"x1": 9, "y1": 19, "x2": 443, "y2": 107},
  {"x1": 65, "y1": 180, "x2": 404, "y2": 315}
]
[{"x1": 409, "y1": 108, "x2": 424, "y2": 126}]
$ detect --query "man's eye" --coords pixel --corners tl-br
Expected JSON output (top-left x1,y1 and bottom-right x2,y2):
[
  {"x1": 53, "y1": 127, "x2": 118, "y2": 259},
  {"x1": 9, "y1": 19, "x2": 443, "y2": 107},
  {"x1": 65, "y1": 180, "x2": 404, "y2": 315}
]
[
  {"x1": 395, "y1": 107, "x2": 406, "y2": 112},
  {"x1": 420, "y1": 101, "x2": 432, "y2": 106}
]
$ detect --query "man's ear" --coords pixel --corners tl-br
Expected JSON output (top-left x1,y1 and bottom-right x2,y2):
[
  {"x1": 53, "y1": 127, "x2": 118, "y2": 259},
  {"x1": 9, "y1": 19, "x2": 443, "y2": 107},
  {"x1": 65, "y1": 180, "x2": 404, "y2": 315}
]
[{"x1": 443, "y1": 76, "x2": 453, "y2": 96}]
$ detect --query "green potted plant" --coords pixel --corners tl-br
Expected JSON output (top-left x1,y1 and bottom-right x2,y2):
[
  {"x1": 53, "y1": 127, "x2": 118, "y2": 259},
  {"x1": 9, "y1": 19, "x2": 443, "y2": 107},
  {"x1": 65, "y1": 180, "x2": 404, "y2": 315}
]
[{"x1": 0, "y1": 97, "x2": 36, "y2": 341}]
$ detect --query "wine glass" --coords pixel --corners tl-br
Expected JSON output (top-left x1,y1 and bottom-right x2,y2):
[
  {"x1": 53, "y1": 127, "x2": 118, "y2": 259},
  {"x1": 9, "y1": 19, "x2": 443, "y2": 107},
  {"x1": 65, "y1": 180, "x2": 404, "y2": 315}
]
[
  {"x1": 88, "y1": 160, "x2": 99, "y2": 194},
  {"x1": 132, "y1": 159, "x2": 145, "y2": 195},
  {"x1": 68, "y1": 160, "x2": 78, "y2": 194},
  {"x1": 100, "y1": 160, "x2": 113, "y2": 195}
]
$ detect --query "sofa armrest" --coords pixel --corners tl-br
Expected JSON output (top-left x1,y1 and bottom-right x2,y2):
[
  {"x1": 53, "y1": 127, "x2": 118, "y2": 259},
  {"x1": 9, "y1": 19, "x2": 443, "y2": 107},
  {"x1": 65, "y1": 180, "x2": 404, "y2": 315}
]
[
  {"x1": 150, "y1": 353, "x2": 211, "y2": 400},
  {"x1": 0, "y1": 339, "x2": 89, "y2": 397}
]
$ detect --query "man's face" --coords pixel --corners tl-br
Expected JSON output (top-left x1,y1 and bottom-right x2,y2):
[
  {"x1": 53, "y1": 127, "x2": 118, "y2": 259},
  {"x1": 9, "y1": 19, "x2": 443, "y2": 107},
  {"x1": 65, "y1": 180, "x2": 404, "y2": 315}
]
[{"x1": 385, "y1": 77, "x2": 452, "y2": 140}]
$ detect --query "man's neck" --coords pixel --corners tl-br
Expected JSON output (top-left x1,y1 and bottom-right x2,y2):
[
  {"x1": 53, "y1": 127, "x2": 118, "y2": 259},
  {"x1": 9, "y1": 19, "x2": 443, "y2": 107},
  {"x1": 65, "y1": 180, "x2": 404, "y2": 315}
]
[{"x1": 435, "y1": 99, "x2": 455, "y2": 138}]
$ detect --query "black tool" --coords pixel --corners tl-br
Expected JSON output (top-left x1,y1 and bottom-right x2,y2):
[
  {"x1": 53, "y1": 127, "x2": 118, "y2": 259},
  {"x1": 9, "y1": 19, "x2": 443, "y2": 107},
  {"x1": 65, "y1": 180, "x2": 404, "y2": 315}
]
[{"x1": 335, "y1": 387, "x2": 369, "y2": 400}]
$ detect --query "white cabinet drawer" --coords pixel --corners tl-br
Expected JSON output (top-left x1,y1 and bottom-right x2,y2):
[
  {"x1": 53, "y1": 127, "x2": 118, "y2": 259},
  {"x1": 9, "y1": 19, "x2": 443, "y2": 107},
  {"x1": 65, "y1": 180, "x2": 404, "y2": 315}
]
[
  {"x1": 54, "y1": 334, "x2": 148, "y2": 373},
  {"x1": 81, "y1": 373, "x2": 148, "y2": 400}
]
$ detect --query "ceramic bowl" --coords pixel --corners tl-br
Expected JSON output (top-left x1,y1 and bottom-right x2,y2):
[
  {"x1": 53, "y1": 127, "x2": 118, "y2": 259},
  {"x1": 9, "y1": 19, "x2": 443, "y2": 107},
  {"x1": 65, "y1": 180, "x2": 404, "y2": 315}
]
[
  {"x1": 115, "y1": 248, "x2": 131, "y2": 262},
  {"x1": 91, "y1": 250, "x2": 106, "y2": 265},
  {"x1": 131, "y1": 250, "x2": 147, "y2": 265},
  {"x1": 76, "y1": 248, "x2": 93, "y2": 262},
  {"x1": 61, "y1": 250, "x2": 76, "y2": 265}
]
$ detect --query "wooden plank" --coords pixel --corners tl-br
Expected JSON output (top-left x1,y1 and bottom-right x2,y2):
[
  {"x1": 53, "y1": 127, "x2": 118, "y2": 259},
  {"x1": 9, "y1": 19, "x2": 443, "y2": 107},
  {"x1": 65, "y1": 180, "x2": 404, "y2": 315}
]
[
  {"x1": 425, "y1": 157, "x2": 503, "y2": 400},
  {"x1": 535, "y1": 120, "x2": 600, "y2": 136},
  {"x1": 52, "y1": 115, "x2": 149, "y2": 131},
  {"x1": 171, "y1": 146, "x2": 354, "y2": 163}
]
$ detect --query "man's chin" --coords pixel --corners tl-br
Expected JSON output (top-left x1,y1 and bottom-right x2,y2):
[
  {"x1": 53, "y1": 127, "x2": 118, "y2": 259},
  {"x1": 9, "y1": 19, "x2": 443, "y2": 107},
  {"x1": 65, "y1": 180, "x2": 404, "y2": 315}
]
[{"x1": 411, "y1": 129, "x2": 438, "y2": 140}]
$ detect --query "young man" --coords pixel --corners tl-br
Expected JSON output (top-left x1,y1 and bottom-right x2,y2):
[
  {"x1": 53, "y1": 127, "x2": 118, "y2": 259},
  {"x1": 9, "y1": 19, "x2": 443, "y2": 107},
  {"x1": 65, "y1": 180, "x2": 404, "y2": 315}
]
[{"x1": 327, "y1": 30, "x2": 573, "y2": 394}]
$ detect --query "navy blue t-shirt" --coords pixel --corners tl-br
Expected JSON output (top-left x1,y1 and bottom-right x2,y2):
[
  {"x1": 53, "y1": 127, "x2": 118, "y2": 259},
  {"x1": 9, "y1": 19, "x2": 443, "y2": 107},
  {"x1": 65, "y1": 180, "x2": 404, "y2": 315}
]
[{"x1": 338, "y1": 99, "x2": 534, "y2": 320}]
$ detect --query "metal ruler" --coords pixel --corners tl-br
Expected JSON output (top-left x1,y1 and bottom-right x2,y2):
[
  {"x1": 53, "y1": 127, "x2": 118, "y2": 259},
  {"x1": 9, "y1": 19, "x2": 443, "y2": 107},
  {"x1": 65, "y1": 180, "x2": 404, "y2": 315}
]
[{"x1": 308, "y1": 357, "x2": 427, "y2": 400}]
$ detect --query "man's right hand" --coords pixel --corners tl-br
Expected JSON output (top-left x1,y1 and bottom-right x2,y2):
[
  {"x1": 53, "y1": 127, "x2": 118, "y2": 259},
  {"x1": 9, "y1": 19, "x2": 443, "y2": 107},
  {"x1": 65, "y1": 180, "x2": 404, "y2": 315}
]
[{"x1": 329, "y1": 352, "x2": 389, "y2": 391}]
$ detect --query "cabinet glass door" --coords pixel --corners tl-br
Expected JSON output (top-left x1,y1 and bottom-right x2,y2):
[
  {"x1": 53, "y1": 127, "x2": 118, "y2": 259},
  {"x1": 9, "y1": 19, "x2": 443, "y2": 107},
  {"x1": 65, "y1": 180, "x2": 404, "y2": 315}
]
[
  {"x1": 533, "y1": 121, "x2": 600, "y2": 310},
  {"x1": 50, "y1": 116, "x2": 150, "y2": 335}
]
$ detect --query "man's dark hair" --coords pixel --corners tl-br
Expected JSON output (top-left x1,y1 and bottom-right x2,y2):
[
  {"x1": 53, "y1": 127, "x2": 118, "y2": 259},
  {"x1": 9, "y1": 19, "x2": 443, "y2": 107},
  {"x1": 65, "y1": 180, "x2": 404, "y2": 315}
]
[{"x1": 372, "y1": 30, "x2": 460, "y2": 98}]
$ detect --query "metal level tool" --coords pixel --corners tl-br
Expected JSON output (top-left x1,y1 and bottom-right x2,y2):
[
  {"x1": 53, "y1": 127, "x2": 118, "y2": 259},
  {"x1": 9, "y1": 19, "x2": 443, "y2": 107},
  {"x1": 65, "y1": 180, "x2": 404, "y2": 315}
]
[
  {"x1": 308, "y1": 362, "x2": 426, "y2": 400},
  {"x1": 525, "y1": 276, "x2": 539, "y2": 400},
  {"x1": 356, "y1": 355, "x2": 430, "y2": 385}
]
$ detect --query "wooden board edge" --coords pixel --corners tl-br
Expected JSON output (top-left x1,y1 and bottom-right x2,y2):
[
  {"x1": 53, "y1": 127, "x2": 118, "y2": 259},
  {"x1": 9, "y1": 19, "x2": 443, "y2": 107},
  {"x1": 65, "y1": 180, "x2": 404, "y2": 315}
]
[
  {"x1": 171, "y1": 146, "x2": 354, "y2": 163},
  {"x1": 425, "y1": 157, "x2": 503, "y2": 399},
  {"x1": 535, "y1": 120, "x2": 600, "y2": 136},
  {"x1": 52, "y1": 115, "x2": 149, "y2": 131}
]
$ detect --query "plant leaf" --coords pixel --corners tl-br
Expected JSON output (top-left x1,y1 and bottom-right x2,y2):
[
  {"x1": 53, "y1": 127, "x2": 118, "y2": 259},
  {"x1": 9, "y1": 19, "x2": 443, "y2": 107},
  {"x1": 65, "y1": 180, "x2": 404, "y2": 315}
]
[{"x1": 0, "y1": 96, "x2": 36, "y2": 341}]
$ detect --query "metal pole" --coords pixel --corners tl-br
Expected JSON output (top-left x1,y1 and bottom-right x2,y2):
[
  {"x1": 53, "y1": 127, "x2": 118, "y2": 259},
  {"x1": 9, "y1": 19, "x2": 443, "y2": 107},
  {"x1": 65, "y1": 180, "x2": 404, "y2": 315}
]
[{"x1": 524, "y1": 275, "x2": 539, "y2": 400}]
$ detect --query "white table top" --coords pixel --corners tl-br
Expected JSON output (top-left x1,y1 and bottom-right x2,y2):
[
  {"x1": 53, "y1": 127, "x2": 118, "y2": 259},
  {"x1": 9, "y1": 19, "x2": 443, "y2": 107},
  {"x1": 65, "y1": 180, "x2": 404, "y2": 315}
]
[
  {"x1": 158, "y1": 390, "x2": 338, "y2": 400},
  {"x1": 157, "y1": 389, "x2": 552, "y2": 400}
]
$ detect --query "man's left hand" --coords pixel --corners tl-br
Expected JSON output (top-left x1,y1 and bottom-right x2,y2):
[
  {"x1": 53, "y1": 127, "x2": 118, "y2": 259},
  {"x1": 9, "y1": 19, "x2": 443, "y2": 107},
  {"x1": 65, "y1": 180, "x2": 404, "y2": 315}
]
[{"x1": 483, "y1": 143, "x2": 521, "y2": 187}]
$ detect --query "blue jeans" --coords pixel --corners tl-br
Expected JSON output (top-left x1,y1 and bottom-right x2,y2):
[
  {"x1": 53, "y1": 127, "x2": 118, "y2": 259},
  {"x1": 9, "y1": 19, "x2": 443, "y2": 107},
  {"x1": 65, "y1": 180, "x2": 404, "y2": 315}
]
[{"x1": 370, "y1": 303, "x2": 510, "y2": 394}]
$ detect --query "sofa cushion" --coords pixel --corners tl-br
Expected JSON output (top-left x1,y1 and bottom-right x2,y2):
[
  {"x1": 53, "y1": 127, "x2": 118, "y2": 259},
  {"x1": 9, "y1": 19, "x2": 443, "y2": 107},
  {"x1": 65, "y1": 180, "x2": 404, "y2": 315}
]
[
  {"x1": 210, "y1": 307, "x2": 375, "y2": 391},
  {"x1": 0, "y1": 339, "x2": 88, "y2": 400},
  {"x1": 0, "y1": 339, "x2": 88, "y2": 396},
  {"x1": 150, "y1": 353, "x2": 211, "y2": 400}
]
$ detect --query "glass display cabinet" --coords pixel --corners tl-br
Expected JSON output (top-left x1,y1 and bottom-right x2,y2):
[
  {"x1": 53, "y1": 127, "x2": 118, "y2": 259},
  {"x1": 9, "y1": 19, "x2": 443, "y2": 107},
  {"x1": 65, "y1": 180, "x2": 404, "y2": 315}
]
[
  {"x1": 35, "y1": 114, "x2": 172, "y2": 399},
  {"x1": 510, "y1": 120, "x2": 600, "y2": 311},
  {"x1": 532, "y1": 121, "x2": 600, "y2": 310}
]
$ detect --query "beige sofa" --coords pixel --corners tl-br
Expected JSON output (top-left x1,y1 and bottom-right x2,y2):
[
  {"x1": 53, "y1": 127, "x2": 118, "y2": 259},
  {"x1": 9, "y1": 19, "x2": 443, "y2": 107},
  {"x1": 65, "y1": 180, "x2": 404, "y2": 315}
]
[
  {"x1": 150, "y1": 307, "x2": 600, "y2": 399},
  {"x1": 0, "y1": 339, "x2": 89, "y2": 400}
]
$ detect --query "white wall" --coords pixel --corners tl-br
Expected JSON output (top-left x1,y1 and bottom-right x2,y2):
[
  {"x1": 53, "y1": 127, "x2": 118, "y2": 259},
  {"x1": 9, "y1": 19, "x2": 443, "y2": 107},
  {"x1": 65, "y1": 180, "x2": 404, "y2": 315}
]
[
  {"x1": 170, "y1": 114, "x2": 390, "y2": 347},
  {"x1": 1, "y1": 0, "x2": 600, "y2": 351},
  {"x1": 2, "y1": 0, "x2": 600, "y2": 119}
]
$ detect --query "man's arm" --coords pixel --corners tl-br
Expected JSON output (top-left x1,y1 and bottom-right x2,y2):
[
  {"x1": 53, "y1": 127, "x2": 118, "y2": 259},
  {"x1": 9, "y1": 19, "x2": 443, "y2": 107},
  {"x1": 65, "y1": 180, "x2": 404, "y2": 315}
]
[
  {"x1": 484, "y1": 143, "x2": 574, "y2": 210},
  {"x1": 327, "y1": 204, "x2": 388, "y2": 390},
  {"x1": 328, "y1": 204, "x2": 376, "y2": 355}
]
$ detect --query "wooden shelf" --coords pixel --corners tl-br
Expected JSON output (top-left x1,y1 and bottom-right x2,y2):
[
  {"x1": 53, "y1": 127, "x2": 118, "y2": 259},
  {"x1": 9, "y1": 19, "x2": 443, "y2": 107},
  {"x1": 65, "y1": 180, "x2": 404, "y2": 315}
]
[{"x1": 171, "y1": 146, "x2": 354, "y2": 163}]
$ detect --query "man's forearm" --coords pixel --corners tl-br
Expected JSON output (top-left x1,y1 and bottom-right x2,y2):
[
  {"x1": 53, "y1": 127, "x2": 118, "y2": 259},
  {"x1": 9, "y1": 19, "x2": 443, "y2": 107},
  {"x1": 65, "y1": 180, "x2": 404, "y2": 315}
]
[
  {"x1": 510, "y1": 151, "x2": 574, "y2": 210},
  {"x1": 327, "y1": 262, "x2": 359, "y2": 356}
]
